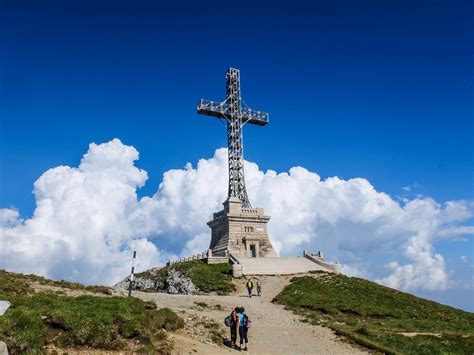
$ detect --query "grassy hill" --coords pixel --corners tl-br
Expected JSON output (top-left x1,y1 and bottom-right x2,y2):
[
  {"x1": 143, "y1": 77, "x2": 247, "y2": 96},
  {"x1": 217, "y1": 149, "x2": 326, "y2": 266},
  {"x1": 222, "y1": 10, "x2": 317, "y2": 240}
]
[
  {"x1": 0, "y1": 270, "x2": 184, "y2": 354},
  {"x1": 3, "y1": 266, "x2": 472, "y2": 354},
  {"x1": 274, "y1": 271, "x2": 474, "y2": 354},
  {"x1": 134, "y1": 259, "x2": 235, "y2": 295}
]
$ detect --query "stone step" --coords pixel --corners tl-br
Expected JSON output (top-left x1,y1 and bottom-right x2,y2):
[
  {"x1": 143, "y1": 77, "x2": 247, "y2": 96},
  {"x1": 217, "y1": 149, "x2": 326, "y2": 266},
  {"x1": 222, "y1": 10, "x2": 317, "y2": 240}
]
[{"x1": 235, "y1": 256, "x2": 327, "y2": 275}]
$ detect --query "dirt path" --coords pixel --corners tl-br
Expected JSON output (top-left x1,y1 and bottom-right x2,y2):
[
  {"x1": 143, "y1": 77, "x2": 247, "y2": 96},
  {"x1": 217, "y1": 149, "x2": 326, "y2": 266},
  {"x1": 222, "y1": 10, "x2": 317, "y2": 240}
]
[{"x1": 135, "y1": 275, "x2": 367, "y2": 355}]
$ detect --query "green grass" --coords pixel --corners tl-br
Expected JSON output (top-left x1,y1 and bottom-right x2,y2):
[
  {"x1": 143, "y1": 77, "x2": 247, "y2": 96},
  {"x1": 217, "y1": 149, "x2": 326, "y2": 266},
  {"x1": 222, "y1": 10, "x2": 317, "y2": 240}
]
[
  {"x1": 172, "y1": 260, "x2": 234, "y2": 294},
  {"x1": 194, "y1": 301, "x2": 224, "y2": 311},
  {"x1": 0, "y1": 270, "x2": 112, "y2": 295},
  {"x1": 196, "y1": 319, "x2": 226, "y2": 345},
  {"x1": 273, "y1": 272, "x2": 474, "y2": 354},
  {"x1": 136, "y1": 260, "x2": 234, "y2": 295},
  {"x1": 0, "y1": 270, "x2": 184, "y2": 354}
]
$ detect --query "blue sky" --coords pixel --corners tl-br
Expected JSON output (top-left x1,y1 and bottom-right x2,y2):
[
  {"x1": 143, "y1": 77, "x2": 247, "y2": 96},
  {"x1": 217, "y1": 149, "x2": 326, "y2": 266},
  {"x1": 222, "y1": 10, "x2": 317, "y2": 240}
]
[{"x1": 0, "y1": 1, "x2": 472, "y2": 310}]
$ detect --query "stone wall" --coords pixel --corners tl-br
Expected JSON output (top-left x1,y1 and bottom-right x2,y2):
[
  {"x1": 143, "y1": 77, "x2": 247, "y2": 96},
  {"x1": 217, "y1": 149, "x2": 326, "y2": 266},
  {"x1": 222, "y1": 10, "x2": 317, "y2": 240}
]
[
  {"x1": 204, "y1": 257, "x2": 229, "y2": 264},
  {"x1": 208, "y1": 197, "x2": 277, "y2": 258},
  {"x1": 303, "y1": 251, "x2": 341, "y2": 273}
]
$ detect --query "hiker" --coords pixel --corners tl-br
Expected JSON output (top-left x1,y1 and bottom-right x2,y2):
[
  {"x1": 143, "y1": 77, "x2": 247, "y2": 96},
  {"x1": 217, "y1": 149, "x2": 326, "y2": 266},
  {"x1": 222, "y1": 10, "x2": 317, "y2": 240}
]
[
  {"x1": 238, "y1": 307, "x2": 251, "y2": 351},
  {"x1": 230, "y1": 307, "x2": 239, "y2": 349},
  {"x1": 246, "y1": 278, "x2": 253, "y2": 298},
  {"x1": 256, "y1": 280, "x2": 262, "y2": 296}
]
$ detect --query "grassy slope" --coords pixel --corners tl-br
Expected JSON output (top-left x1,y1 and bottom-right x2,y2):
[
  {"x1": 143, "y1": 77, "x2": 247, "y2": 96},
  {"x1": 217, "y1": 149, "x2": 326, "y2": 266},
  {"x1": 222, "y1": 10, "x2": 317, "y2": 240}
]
[
  {"x1": 135, "y1": 260, "x2": 234, "y2": 295},
  {"x1": 0, "y1": 270, "x2": 184, "y2": 354},
  {"x1": 0, "y1": 269, "x2": 112, "y2": 295},
  {"x1": 274, "y1": 271, "x2": 474, "y2": 354}
]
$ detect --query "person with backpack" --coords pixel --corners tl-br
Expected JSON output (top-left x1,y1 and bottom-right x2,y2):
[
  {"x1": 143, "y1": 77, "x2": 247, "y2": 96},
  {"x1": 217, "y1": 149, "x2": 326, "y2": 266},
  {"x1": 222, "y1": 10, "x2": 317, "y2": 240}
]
[
  {"x1": 228, "y1": 307, "x2": 239, "y2": 349},
  {"x1": 238, "y1": 307, "x2": 251, "y2": 351},
  {"x1": 246, "y1": 278, "x2": 253, "y2": 298}
]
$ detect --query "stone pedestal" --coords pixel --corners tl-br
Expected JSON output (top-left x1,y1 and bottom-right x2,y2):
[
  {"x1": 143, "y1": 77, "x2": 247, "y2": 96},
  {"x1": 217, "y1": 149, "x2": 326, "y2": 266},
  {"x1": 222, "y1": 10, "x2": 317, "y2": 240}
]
[{"x1": 207, "y1": 197, "x2": 277, "y2": 258}]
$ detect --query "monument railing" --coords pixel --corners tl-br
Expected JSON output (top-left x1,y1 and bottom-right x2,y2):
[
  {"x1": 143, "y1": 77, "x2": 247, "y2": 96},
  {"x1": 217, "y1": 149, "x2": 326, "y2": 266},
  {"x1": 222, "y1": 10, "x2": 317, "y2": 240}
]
[
  {"x1": 167, "y1": 249, "x2": 232, "y2": 266},
  {"x1": 228, "y1": 253, "x2": 240, "y2": 265},
  {"x1": 167, "y1": 249, "x2": 211, "y2": 266},
  {"x1": 303, "y1": 250, "x2": 341, "y2": 273}
]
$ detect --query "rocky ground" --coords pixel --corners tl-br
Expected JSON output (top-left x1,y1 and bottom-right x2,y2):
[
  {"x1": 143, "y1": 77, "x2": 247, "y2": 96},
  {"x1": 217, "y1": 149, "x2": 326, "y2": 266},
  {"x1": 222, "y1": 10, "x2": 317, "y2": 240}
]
[
  {"x1": 115, "y1": 267, "x2": 204, "y2": 295},
  {"x1": 123, "y1": 275, "x2": 367, "y2": 355}
]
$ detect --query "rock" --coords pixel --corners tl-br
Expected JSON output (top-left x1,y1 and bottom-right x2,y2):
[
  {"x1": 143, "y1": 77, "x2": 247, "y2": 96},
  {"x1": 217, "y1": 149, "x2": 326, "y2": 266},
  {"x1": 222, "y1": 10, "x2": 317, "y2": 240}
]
[
  {"x1": 113, "y1": 276, "x2": 161, "y2": 292},
  {"x1": 113, "y1": 278, "x2": 130, "y2": 291},
  {"x1": 113, "y1": 266, "x2": 201, "y2": 295},
  {"x1": 0, "y1": 301, "x2": 10, "y2": 316},
  {"x1": 165, "y1": 268, "x2": 200, "y2": 295},
  {"x1": 134, "y1": 276, "x2": 161, "y2": 290},
  {"x1": 0, "y1": 341, "x2": 8, "y2": 355}
]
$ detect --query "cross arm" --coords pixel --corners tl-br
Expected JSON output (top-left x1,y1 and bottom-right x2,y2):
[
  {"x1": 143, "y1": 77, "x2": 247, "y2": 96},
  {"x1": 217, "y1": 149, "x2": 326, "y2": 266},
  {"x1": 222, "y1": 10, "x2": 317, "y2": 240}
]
[{"x1": 197, "y1": 99, "x2": 269, "y2": 126}]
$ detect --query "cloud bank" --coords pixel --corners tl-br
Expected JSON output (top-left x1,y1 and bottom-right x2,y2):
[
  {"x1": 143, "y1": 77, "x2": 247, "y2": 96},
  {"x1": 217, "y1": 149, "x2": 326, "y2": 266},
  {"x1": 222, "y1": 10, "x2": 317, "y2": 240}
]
[{"x1": 0, "y1": 139, "x2": 472, "y2": 293}]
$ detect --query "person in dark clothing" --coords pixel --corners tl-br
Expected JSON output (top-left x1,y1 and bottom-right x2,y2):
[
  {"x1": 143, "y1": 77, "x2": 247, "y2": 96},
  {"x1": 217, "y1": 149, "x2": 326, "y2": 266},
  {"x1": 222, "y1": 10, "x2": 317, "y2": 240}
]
[
  {"x1": 230, "y1": 307, "x2": 239, "y2": 348},
  {"x1": 246, "y1": 278, "x2": 253, "y2": 298},
  {"x1": 256, "y1": 280, "x2": 262, "y2": 296},
  {"x1": 238, "y1": 307, "x2": 249, "y2": 351}
]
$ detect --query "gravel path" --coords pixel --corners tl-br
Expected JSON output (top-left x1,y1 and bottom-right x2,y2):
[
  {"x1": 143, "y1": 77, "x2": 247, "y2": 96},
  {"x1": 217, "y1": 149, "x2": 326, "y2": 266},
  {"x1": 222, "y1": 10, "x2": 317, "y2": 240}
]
[{"x1": 135, "y1": 275, "x2": 367, "y2": 355}]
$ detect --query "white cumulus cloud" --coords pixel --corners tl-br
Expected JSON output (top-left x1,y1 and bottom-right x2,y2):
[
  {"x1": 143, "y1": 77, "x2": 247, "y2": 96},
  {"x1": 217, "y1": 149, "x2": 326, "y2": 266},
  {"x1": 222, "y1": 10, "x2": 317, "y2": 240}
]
[
  {"x1": 0, "y1": 139, "x2": 169, "y2": 285},
  {"x1": 0, "y1": 139, "x2": 472, "y2": 294}
]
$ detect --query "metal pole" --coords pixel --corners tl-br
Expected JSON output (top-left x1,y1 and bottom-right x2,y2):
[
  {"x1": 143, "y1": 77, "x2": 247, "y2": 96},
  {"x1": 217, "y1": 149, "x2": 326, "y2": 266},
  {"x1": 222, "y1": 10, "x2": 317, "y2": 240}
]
[{"x1": 128, "y1": 242, "x2": 136, "y2": 297}]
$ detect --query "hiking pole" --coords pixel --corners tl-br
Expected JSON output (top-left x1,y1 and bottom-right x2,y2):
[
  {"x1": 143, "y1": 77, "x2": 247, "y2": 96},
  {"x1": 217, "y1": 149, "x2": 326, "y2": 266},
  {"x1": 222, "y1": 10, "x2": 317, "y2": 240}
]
[{"x1": 128, "y1": 241, "x2": 137, "y2": 297}]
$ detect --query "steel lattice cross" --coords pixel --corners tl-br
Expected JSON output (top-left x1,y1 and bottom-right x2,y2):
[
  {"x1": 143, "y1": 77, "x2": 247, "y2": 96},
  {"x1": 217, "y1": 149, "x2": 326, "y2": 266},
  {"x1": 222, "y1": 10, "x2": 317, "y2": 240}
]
[{"x1": 197, "y1": 68, "x2": 269, "y2": 208}]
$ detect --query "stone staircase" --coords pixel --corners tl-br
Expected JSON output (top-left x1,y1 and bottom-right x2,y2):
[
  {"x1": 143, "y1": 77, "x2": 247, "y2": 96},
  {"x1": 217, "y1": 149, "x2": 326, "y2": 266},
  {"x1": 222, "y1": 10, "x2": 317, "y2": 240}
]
[{"x1": 235, "y1": 256, "x2": 329, "y2": 275}]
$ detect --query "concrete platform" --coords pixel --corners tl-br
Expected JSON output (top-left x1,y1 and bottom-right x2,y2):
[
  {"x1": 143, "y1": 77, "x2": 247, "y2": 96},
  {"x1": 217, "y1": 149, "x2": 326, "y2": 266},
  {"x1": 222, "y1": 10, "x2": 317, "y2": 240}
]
[{"x1": 235, "y1": 256, "x2": 328, "y2": 275}]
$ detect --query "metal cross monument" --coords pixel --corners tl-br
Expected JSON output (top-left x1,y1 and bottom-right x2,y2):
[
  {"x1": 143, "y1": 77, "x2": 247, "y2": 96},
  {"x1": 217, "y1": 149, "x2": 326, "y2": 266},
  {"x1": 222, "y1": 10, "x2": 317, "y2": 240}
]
[{"x1": 197, "y1": 68, "x2": 269, "y2": 208}]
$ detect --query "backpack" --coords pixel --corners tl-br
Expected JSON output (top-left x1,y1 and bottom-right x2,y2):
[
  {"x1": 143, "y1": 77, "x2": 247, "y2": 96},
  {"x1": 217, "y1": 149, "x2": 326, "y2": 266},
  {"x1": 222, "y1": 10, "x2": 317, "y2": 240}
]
[
  {"x1": 242, "y1": 313, "x2": 250, "y2": 328},
  {"x1": 224, "y1": 315, "x2": 231, "y2": 327}
]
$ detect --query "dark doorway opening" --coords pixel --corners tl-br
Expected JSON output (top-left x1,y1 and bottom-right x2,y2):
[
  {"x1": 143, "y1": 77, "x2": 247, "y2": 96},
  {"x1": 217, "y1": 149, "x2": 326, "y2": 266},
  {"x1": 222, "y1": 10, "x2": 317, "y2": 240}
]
[{"x1": 250, "y1": 244, "x2": 256, "y2": 258}]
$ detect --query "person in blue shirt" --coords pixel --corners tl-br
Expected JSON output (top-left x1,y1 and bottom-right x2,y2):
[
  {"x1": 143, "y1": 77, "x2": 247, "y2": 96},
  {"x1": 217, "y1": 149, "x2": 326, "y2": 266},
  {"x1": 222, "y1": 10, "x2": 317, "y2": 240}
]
[{"x1": 238, "y1": 307, "x2": 249, "y2": 351}]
